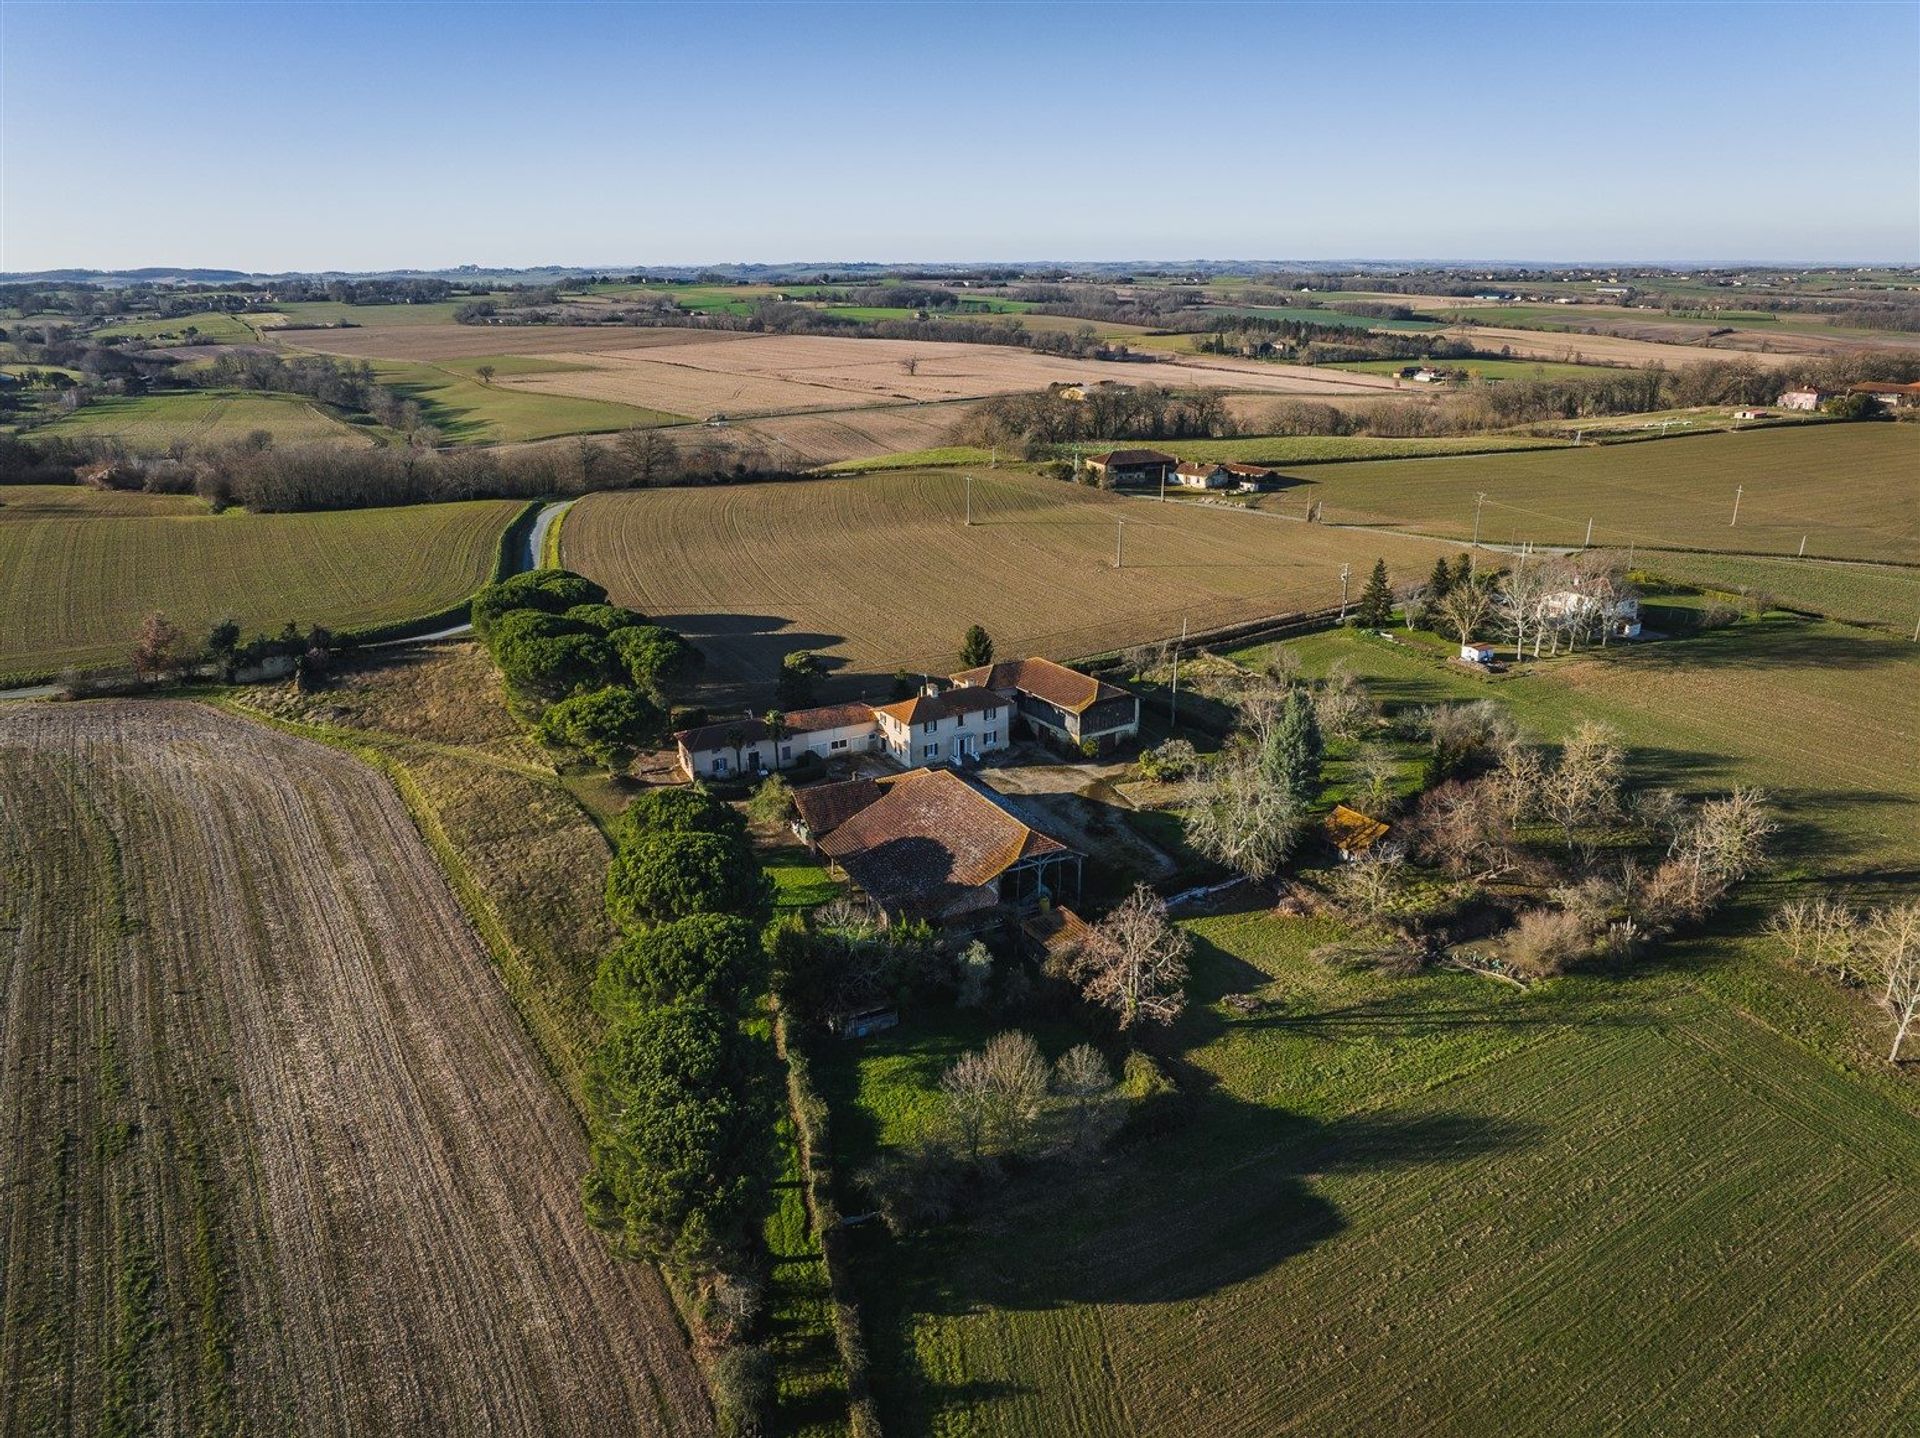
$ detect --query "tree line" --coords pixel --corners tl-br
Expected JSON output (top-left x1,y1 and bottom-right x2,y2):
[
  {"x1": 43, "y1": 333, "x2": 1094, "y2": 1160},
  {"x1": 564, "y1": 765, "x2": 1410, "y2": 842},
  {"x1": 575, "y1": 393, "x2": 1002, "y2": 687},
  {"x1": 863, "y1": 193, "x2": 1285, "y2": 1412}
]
[{"x1": 952, "y1": 384, "x2": 1236, "y2": 453}]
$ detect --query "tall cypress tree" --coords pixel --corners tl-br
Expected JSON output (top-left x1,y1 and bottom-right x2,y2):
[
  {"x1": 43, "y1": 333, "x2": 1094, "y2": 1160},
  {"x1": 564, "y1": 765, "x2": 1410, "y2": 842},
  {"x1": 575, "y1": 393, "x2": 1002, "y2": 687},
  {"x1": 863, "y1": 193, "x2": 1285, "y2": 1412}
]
[
  {"x1": 1427, "y1": 555, "x2": 1454, "y2": 602},
  {"x1": 1263, "y1": 686, "x2": 1324, "y2": 801},
  {"x1": 1356, "y1": 559, "x2": 1393, "y2": 629}
]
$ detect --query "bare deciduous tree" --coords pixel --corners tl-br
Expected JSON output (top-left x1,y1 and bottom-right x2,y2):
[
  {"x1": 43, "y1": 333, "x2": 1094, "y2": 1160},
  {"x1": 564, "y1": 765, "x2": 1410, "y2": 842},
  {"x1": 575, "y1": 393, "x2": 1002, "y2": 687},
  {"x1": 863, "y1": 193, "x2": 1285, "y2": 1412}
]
[
  {"x1": 1064, "y1": 884, "x2": 1192, "y2": 1029},
  {"x1": 1437, "y1": 582, "x2": 1492, "y2": 647},
  {"x1": 1537, "y1": 721, "x2": 1625, "y2": 855},
  {"x1": 1868, "y1": 903, "x2": 1920, "y2": 1063},
  {"x1": 1051, "y1": 1044, "x2": 1121, "y2": 1160},
  {"x1": 133, "y1": 609, "x2": 185, "y2": 683},
  {"x1": 1186, "y1": 750, "x2": 1305, "y2": 882},
  {"x1": 940, "y1": 1031, "x2": 1049, "y2": 1162}
]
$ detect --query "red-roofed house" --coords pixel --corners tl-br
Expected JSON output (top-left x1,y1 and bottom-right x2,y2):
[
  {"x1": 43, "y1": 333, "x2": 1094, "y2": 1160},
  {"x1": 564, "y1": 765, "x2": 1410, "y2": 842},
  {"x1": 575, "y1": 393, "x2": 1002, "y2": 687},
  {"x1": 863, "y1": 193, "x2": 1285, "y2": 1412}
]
[
  {"x1": 817, "y1": 767, "x2": 1081, "y2": 924},
  {"x1": 949, "y1": 656, "x2": 1140, "y2": 753}
]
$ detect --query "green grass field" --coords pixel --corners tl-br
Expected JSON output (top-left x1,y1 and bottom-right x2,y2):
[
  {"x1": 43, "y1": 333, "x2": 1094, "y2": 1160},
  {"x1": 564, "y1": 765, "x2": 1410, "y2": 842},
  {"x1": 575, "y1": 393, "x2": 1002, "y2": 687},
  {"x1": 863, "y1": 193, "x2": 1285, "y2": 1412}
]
[
  {"x1": 822, "y1": 616, "x2": 1920, "y2": 1435},
  {"x1": 1153, "y1": 434, "x2": 1569, "y2": 465},
  {"x1": 0, "y1": 486, "x2": 523, "y2": 679},
  {"x1": 35, "y1": 390, "x2": 379, "y2": 450},
  {"x1": 1278, "y1": 424, "x2": 1919, "y2": 565},
  {"x1": 369, "y1": 359, "x2": 686, "y2": 443},
  {"x1": 92, "y1": 310, "x2": 266, "y2": 344}
]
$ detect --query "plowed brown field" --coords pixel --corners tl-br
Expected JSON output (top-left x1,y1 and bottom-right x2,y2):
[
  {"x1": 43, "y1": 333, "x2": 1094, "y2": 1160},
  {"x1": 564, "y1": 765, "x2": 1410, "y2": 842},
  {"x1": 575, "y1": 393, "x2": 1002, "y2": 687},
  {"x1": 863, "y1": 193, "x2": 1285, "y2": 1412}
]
[{"x1": 0, "y1": 701, "x2": 710, "y2": 1437}]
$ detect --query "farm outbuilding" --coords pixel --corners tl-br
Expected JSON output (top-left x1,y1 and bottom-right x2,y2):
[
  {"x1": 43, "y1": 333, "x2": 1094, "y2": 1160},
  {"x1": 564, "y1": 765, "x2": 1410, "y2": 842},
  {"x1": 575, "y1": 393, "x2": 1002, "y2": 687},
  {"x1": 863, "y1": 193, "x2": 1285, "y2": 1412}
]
[
  {"x1": 1324, "y1": 804, "x2": 1391, "y2": 863},
  {"x1": 1083, "y1": 448, "x2": 1178, "y2": 487},
  {"x1": 817, "y1": 767, "x2": 1082, "y2": 926},
  {"x1": 949, "y1": 656, "x2": 1140, "y2": 753}
]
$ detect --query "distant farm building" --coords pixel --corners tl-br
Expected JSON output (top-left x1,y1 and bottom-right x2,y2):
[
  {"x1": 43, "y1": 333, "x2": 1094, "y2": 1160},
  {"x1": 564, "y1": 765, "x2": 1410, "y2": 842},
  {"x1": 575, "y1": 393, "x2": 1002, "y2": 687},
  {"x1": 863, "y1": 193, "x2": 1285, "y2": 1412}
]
[
  {"x1": 873, "y1": 685, "x2": 1010, "y2": 768},
  {"x1": 950, "y1": 656, "x2": 1141, "y2": 754},
  {"x1": 1171, "y1": 460, "x2": 1232, "y2": 490},
  {"x1": 1220, "y1": 461, "x2": 1287, "y2": 491},
  {"x1": 814, "y1": 767, "x2": 1083, "y2": 926},
  {"x1": 1083, "y1": 448, "x2": 1177, "y2": 486},
  {"x1": 1848, "y1": 381, "x2": 1920, "y2": 410},
  {"x1": 675, "y1": 701, "x2": 879, "y2": 780},
  {"x1": 1777, "y1": 387, "x2": 1829, "y2": 411},
  {"x1": 1543, "y1": 588, "x2": 1642, "y2": 639},
  {"x1": 1733, "y1": 408, "x2": 1771, "y2": 420},
  {"x1": 1460, "y1": 641, "x2": 1498, "y2": 665}
]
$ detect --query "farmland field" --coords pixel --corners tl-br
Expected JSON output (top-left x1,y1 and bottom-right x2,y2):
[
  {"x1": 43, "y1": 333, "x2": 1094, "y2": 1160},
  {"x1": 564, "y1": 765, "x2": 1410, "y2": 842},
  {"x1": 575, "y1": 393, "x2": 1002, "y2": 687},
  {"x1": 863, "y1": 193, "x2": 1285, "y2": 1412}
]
[
  {"x1": 1435, "y1": 324, "x2": 1807, "y2": 368},
  {"x1": 369, "y1": 358, "x2": 685, "y2": 443},
  {"x1": 92, "y1": 311, "x2": 266, "y2": 344},
  {"x1": 35, "y1": 390, "x2": 378, "y2": 450},
  {"x1": 0, "y1": 487, "x2": 522, "y2": 678},
  {"x1": 825, "y1": 617, "x2": 1920, "y2": 1436},
  {"x1": 1273, "y1": 423, "x2": 1920, "y2": 564},
  {"x1": 561, "y1": 469, "x2": 1459, "y2": 690},
  {"x1": 0, "y1": 700, "x2": 709, "y2": 1435}
]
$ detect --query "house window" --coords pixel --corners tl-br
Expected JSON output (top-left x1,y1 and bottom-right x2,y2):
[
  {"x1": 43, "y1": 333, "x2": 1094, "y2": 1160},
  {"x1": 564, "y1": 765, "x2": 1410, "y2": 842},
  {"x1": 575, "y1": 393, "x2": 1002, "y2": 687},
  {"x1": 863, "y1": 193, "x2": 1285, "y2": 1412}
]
[
  {"x1": 922, "y1": 720, "x2": 936, "y2": 734},
  {"x1": 922, "y1": 743, "x2": 938, "y2": 760},
  {"x1": 781, "y1": 745, "x2": 792, "y2": 761},
  {"x1": 988, "y1": 707, "x2": 999, "y2": 720},
  {"x1": 830, "y1": 738, "x2": 847, "y2": 751},
  {"x1": 986, "y1": 731, "x2": 997, "y2": 745}
]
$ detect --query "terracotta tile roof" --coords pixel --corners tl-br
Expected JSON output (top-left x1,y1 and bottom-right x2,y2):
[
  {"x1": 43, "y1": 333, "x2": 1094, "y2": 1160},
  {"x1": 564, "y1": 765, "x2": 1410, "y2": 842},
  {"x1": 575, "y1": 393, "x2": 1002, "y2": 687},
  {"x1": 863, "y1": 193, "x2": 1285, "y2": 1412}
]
[
  {"x1": 792, "y1": 778, "x2": 882, "y2": 838},
  {"x1": 676, "y1": 702, "x2": 875, "y2": 753},
  {"x1": 1850, "y1": 381, "x2": 1920, "y2": 395},
  {"x1": 1087, "y1": 448, "x2": 1177, "y2": 467},
  {"x1": 949, "y1": 656, "x2": 1129, "y2": 716},
  {"x1": 1221, "y1": 461, "x2": 1283, "y2": 477},
  {"x1": 1324, "y1": 803, "x2": 1390, "y2": 855},
  {"x1": 819, "y1": 768, "x2": 1072, "y2": 912},
  {"x1": 1022, "y1": 905, "x2": 1094, "y2": 961},
  {"x1": 873, "y1": 688, "x2": 1003, "y2": 727},
  {"x1": 1174, "y1": 460, "x2": 1225, "y2": 477}
]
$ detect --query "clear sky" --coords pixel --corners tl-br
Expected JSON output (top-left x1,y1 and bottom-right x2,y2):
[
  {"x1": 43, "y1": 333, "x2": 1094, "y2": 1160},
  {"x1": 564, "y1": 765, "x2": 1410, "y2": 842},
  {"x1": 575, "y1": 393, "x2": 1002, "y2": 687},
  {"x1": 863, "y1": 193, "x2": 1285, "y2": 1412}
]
[{"x1": 4, "y1": 0, "x2": 1916, "y2": 272}]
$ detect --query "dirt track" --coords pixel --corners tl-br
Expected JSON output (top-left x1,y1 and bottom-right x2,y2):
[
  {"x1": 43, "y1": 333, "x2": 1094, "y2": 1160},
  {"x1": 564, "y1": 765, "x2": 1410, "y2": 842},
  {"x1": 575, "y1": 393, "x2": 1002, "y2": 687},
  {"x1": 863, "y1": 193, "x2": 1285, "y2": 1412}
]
[{"x1": 0, "y1": 701, "x2": 710, "y2": 1436}]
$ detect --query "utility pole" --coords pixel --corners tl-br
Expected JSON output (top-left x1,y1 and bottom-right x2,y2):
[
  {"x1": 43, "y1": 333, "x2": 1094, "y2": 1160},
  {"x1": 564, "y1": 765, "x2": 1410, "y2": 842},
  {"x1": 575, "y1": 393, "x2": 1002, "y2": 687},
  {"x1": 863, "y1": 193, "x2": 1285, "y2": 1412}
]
[
  {"x1": 1473, "y1": 491, "x2": 1488, "y2": 548},
  {"x1": 1338, "y1": 563, "x2": 1351, "y2": 621},
  {"x1": 1114, "y1": 518, "x2": 1124, "y2": 569},
  {"x1": 1584, "y1": 516, "x2": 1594, "y2": 548},
  {"x1": 964, "y1": 474, "x2": 973, "y2": 526},
  {"x1": 1730, "y1": 484, "x2": 1743, "y2": 527},
  {"x1": 1169, "y1": 615, "x2": 1187, "y2": 727},
  {"x1": 990, "y1": 447, "x2": 997, "y2": 470},
  {"x1": 1798, "y1": 534, "x2": 1807, "y2": 558}
]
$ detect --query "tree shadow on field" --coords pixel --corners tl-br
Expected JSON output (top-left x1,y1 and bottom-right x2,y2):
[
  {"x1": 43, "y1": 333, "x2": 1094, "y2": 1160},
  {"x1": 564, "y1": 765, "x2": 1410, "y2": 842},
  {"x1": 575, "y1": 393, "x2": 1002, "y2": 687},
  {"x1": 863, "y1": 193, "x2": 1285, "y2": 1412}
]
[
  {"x1": 1623, "y1": 614, "x2": 1906, "y2": 672},
  {"x1": 652, "y1": 611, "x2": 846, "y2": 703}
]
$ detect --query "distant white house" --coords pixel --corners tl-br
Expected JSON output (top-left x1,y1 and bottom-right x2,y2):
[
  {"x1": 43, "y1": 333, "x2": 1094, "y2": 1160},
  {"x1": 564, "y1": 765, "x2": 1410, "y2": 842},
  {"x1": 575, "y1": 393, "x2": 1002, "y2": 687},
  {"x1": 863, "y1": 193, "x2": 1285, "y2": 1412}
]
[
  {"x1": 1460, "y1": 641, "x2": 1498, "y2": 665},
  {"x1": 1777, "y1": 387, "x2": 1827, "y2": 412},
  {"x1": 1543, "y1": 589, "x2": 1642, "y2": 639},
  {"x1": 1171, "y1": 460, "x2": 1232, "y2": 489}
]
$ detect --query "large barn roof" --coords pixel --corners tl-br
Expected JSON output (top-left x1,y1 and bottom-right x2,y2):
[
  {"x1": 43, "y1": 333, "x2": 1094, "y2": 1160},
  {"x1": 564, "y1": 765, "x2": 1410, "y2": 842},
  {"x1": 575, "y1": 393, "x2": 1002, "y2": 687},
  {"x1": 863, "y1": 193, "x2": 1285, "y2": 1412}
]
[
  {"x1": 819, "y1": 768, "x2": 1071, "y2": 912},
  {"x1": 950, "y1": 656, "x2": 1129, "y2": 716}
]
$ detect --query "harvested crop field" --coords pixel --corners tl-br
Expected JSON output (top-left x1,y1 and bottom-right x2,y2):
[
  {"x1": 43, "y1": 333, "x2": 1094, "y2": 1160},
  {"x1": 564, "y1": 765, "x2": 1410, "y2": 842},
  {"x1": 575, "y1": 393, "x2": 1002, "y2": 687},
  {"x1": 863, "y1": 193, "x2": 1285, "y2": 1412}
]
[
  {"x1": 1274, "y1": 423, "x2": 1920, "y2": 564},
  {"x1": 0, "y1": 487, "x2": 523, "y2": 680},
  {"x1": 0, "y1": 701, "x2": 708, "y2": 1436},
  {"x1": 294, "y1": 323, "x2": 768, "y2": 362},
  {"x1": 1436, "y1": 324, "x2": 1805, "y2": 368},
  {"x1": 562, "y1": 469, "x2": 1458, "y2": 691},
  {"x1": 727, "y1": 401, "x2": 979, "y2": 467}
]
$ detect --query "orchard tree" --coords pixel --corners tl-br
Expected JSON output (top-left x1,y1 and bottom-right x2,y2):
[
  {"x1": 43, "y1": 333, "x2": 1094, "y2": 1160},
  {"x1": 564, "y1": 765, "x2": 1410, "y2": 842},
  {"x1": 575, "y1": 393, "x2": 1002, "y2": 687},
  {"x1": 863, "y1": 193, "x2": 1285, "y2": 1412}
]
[{"x1": 133, "y1": 610, "x2": 185, "y2": 683}]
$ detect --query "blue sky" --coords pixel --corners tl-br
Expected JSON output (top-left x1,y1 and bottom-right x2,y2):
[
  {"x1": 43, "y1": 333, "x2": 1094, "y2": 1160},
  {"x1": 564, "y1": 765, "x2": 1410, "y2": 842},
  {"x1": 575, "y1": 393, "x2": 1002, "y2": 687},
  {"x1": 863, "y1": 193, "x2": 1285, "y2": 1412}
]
[{"x1": 4, "y1": 0, "x2": 1916, "y2": 271}]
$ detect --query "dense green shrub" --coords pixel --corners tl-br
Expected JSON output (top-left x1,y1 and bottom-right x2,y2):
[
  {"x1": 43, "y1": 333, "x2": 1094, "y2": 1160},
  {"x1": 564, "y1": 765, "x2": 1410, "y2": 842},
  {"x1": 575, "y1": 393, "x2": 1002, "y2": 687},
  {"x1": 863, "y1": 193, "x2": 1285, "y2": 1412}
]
[
  {"x1": 583, "y1": 1002, "x2": 765, "y2": 1265},
  {"x1": 536, "y1": 686, "x2": 663, "y2": 769},
  {"x1": 564, "y1": 601, "x2": 650, "y2": 634},
  {"x1": 607, "y1": 831, "x2": 772, "y2": 929},
  {"x1": 595, "y1": 913, "x2": 766, "y2": 1015},
  {"x1": 614, "y1": 624, "x2": 701, "y2": 702},
  {"x1": 487, "y1": 609, "x2": 616, "y2": 695},
  {"x1": 614, "y1": 786, "x2": 747, "y2": 850},
  {"x1": 470, "y1": 566, "x2": 608, "y2": 638}
]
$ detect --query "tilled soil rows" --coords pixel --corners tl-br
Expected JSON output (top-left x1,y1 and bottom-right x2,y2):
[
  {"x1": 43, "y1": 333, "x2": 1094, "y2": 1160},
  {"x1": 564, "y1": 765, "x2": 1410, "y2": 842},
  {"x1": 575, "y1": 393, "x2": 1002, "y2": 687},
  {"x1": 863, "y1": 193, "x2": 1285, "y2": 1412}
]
[{"x1": 0, "y1": 700, "x2": 710, "y2": 1436}]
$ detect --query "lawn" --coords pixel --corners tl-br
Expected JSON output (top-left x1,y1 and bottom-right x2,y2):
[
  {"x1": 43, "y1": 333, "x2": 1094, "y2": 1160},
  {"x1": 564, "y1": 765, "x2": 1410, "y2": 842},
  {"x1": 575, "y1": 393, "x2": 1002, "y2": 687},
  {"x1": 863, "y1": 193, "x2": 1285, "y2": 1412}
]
[
  {"x1": 35, "y1": 390, "x2": 379, "y2": 450},
  {"x1": 817, "y1": 615, "x2": 1920, "y2": 1436},
  {"x1": 369, "y1": 358, "x2": 686, "y2": 443},
  {"x1": 0, "y1": 487, "x2": 524, "y2": 679},
  {"x1": 1273, "y1": 423, "x2": 1919, "y2": 564}
]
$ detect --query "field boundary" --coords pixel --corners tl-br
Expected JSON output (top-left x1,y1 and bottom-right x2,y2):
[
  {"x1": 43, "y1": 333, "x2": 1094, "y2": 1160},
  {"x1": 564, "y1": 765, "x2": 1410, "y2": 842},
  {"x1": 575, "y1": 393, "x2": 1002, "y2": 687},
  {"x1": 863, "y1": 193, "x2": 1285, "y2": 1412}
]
[{"x1": 776, "y1": 1009, "x2": 883, "y2": 1437}]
